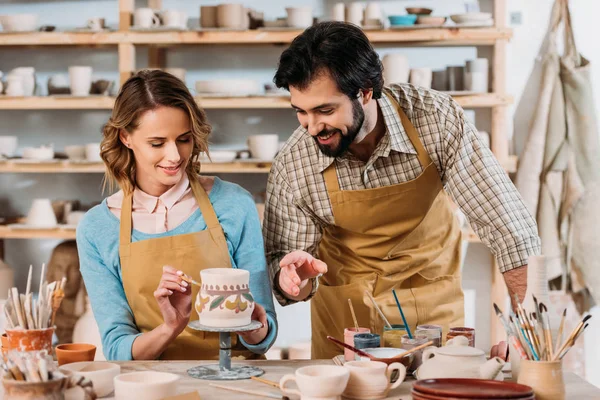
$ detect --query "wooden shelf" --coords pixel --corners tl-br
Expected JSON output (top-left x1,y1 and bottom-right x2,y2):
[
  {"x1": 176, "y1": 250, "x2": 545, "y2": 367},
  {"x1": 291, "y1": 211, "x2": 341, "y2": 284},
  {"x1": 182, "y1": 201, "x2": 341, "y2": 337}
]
[
  {"x1": 0, "y1": 225, "x2": 76, "y2": 240},
  {"x1": 0, "y1": 160, "x2": 272, "y2": 174},
  {"x1": 0, "y1": 93, "x2": 512, "y2": 110},
  {"x1": 0, "y1": 28, "x2": 512, "y2": 47}
]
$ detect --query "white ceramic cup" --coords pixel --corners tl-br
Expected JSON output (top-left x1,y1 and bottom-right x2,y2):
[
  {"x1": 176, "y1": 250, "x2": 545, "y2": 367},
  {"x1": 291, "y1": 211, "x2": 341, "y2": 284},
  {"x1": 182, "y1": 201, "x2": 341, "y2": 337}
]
[
  {"x1": 409, "y1": 67, "x2": 433, "y2": 89},
  {"x1": 114, "y1": 371, "x2": 180, "y2": 400},
  {"x1": 26, "y1": 199, "x2": 58, "y2": 228},
  {"x1": 280, "y1": 365, "x2": 350, "y2": 400},
  {"x1": 6, "y1": 75, "x2": 25, "y2": 96},
  {"x1": 85, "y1": 143, "x2": 102, "y2": 162},
  {"x1": 364, "y1": 3, "x2": 382, "y2": 21},
  {"x1": 163, "y1": 10, "x2": 187, "y2": 29},
  {"x1": 134, "y1": 8, "x2": 160, "y2": 28},
  {"x1": 64, "y1": 145, "x2": 86, "y2": 160},
  {"x1": 343, "y1": 361, "x2": 407, "y2": 400},
  {"x1": 465, "y1": 71, "x2": 488, "y2": 92},
  {"x1": 345, "y1": 2, "x2": 364, "y2": 26},
  {"x1": 60, "y1": 362, "x2": 120, "y2": 397},
  {"x1": 247, "y1": 134, "x2": 279, "y2": 160},
  {"x1": 466, "y1": 58, "x2": 489, "y2": 73},
  {"x1": 331, "y1": 3, "x2": 345, "y2": 21},
  {"x1": 286, "y1": 7, "x2": 313, "y2": 28},
  {"x1": 216, "y1": 4, "x2": 245, "y2": 29},
  {"x1": 382, "y1": 54, "x2": 410, "y2": 84},
  {"x1": 86, "y1": 17, "x2": 105, "y2": 31},
  {"x1": 0, "y1": 136, "x2": 18, "y2": 157},
  {"x1": 9, "y1": 67, "x2": 35, "y2": 96},
  {"x1": 69, "y1": 66, "x2": 93, "y2": 96}
]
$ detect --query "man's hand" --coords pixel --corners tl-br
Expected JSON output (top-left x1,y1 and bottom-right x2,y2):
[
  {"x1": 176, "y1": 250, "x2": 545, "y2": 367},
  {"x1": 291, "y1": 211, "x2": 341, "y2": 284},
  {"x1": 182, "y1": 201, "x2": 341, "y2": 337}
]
[
  {"x1": 503, "y1": 265, "x2": 528, "y2": 311},
  {"x1": 278, "y1": 250, "x2": 327, "y2": 298}
]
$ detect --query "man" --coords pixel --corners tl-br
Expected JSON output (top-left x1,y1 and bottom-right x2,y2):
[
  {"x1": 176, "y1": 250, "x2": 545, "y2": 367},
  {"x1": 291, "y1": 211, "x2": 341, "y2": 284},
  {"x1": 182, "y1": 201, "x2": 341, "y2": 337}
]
[{"x1": 263, "y1": 22, "x2": 540, "y2": 359}]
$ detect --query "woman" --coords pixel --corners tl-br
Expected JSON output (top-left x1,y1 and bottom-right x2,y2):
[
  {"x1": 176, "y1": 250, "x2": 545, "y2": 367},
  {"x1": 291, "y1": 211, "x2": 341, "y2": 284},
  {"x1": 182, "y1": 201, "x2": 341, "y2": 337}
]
[{"x1": 76, "y1": 70, "x2": 277, "y2": 361}]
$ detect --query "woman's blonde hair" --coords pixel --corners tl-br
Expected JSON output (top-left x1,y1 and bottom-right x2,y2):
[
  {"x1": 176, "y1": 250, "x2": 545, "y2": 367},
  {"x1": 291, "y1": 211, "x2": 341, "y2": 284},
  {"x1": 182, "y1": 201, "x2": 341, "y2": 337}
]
[{"x1": 101, "y1": 70, "x2": 210, "y2": 194}]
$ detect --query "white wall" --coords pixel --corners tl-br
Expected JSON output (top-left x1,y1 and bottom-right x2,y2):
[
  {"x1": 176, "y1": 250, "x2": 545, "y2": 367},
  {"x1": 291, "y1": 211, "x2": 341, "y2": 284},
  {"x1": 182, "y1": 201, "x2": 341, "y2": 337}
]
[{"x1": 1, "y1": 0, "x2": 599, "y2": 384}]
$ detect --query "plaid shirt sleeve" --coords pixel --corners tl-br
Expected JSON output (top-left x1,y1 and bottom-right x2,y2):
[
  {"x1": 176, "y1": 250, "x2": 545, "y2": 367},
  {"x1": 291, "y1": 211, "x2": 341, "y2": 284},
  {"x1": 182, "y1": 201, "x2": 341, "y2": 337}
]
[
  {"x1": 439, "y1": 98, "x2": 541, "y2": 272},
  {"x1": 263, "y1": 155, "x2": 321, "y2": 306}
]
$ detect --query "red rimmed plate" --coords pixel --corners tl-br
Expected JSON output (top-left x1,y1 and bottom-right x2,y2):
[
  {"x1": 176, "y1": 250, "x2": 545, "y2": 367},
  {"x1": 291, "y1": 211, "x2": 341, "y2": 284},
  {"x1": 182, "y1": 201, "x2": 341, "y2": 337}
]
[{"x1": 413, "y1": 378, "x2": 534, "y2": 399}]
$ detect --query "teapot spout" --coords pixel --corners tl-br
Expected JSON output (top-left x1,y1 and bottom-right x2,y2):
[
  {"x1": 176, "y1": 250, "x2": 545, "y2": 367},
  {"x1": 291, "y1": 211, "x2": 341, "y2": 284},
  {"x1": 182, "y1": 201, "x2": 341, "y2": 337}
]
[{"x1": 480, "y1": 357, "x2": 505, "y2": 380}]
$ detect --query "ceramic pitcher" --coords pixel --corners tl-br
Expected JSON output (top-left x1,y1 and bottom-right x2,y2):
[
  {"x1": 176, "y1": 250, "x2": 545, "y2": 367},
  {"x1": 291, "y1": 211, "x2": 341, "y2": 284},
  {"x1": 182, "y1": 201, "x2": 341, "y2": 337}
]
[{"x1": 343, "y1": 361, "x2": 406, "y2": 400}]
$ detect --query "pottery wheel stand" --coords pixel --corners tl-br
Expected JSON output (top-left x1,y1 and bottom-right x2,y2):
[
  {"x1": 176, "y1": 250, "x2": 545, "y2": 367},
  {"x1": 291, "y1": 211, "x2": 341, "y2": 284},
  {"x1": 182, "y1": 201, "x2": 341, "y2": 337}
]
[{"x1": 186, "y1": 320, "x2": 265, "y2": 380}]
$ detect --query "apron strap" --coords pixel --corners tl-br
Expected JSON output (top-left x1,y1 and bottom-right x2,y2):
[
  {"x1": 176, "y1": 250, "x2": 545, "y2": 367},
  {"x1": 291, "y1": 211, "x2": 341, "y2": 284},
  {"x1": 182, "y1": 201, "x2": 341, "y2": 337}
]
[
  {"x1": 119, "y1": 192, "x2": 133, "y2": 248},
  {"x1": 384, "y1": 89, "x2": 433, "y2": 168},
  {"x1": 323, "y1": 163, "x2": 341, "y2": 193},
  {"x1": 188, "y1": 175, "x2": 222, "y2": 230}
]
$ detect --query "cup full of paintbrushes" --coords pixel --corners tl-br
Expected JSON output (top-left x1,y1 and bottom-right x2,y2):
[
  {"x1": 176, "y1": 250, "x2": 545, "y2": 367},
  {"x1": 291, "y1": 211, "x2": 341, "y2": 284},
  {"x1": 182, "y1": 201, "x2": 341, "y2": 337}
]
[{"x1": 3, "y1": 264, "x2": 67, "y2": 354}]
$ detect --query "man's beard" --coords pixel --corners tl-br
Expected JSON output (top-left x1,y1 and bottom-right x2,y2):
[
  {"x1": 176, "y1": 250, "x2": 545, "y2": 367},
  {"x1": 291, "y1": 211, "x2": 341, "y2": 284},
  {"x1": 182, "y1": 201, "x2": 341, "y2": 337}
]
[{"x1": 314, "y1": 99, "x2": 365, "y2": 158}]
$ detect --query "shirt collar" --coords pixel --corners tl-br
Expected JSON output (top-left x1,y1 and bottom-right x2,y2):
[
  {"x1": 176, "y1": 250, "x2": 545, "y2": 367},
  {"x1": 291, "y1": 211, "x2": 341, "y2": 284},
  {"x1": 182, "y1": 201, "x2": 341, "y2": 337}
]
[
  {"x1": 133, "y1": 173, "x2": 190, "y2": 213},
  {"x1": 316, "y1": 92, "x2": 417, "y2": 173}
]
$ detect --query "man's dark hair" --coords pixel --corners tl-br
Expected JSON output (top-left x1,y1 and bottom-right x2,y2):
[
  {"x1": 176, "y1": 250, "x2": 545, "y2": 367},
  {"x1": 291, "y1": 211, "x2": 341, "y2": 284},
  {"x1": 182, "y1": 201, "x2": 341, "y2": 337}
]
[{"x1": 274, "y1": 22, "x2": 384, "y2": 100}]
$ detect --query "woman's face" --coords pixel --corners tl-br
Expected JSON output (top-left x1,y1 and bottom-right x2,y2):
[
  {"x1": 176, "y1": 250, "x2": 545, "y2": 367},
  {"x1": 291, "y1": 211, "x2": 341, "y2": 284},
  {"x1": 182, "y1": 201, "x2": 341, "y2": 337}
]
[{"x1": 120, "y1": 106, "x2": 193, "y2": 196}]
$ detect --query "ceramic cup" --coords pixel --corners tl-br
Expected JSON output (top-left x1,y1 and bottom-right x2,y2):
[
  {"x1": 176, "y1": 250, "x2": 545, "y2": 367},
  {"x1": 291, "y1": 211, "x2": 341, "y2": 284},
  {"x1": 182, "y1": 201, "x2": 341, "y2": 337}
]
[
  {"x1": 163, "y1": 10, "x2": 187, "y2": 29},
  {"x1": 431, "y1": 70, "x2": 448, "y2": 91},
  {"x1": 280, "y1": 365, "x2": 350, "y2": 400},
  {"x1": 69, "y1": 66, "x2": 93, "y2": 96},
  {"x1": 200, "y1": 5, "x2": 218, "y2": 28},
  {"x1": 517, "y1": 360, "x2": 565, "y2": 400},
  {"x1": 0, "y1": 136, "x2": 18, "y2": 157},
  {"x1": 86, "y1": 17, "x2": 105, "y2": 31},
  {"x1": 286, "y1": 7, "x2": 313, "y2": 28},
  {"x1": 343, "y1": 360, "x2": 406, "y2": 400},
  {"x1": 345, "y1": 2, "x2": 363, "y2": 26},
  {"x1": 85, "y1": 142, "x2": 102, "y2": 162},
  {"x1": 382, "y1": 54, "x2": 410, "y2": 84},
  {"x1": 344, "y1": 327, "x2": 371, "y2": 361},
  {"x1": 9, "y1": 67, "x2": 35, "y2": 96},
  {"x1": 447, "y1": 66, "x2": 465, "y2": 91},
  {"x1": 55, "y1": 343, "x2": 97, "y2": 366},
  {"x1": 64, "y1": 145, "x2": 86, "y2": 160},
  {"x1": 465, "y1": 71, "x2": 488, "y2": 92},
  {"x1": 364, "y1": 3, "x2": 383, "y2": 22},
  {"x1": 134, "y1": 8, "x2": 160, "y2": 28},
  {"x1": 466, "y1": 58, "x2": 489, "y2": 73},
  {"x1": 5, "y1": 327, "x2": 54, "y2": 353},
  {"x1": 331, "y1": 3, "x2": 345, "y2": 21},
  {"x1": 114, "y1": 371, "x2": 180, "y2": 400},
  {"x1": 26, "y1": 199, "x2": 58, "y2": 228},
  {"x1": 247, "y1": 134, "x2": 279, "y2": 160},
  {"x1": 216, "y1": 4, "x2": 244, "y2": 29},
  {"x1": 59, "y1": 361, "x2": 120, "y2": 397},
  {"x1": 5, "y1": 76, "x2": 25, "y2": 97},
  {"x1": 409, "y1": 67, "x2": 433, "y2": 88}
]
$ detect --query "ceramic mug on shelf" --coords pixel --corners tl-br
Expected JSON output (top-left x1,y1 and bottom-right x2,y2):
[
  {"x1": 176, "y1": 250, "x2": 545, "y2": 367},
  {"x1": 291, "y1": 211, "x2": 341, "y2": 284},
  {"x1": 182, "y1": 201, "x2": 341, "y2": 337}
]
[
  {"x1": 247, "y1": 134, "x2": 279, "y2": 160},
  {"x1": 200, "y1": 5, "x2": 218, "y2": 28},
  {"x1": 216, "y1": 4, "x2": 245, "y2": 29},
  {"x1": 332, "y1": 3, "x2": 345, "y2": 21},
  {"x1": 69, "y1": 66, "x2": 93, "y2": 96},
  {"x1": 86, "y1": 17, "x2": 105, "y2": 31},
  {"x1": 85, "y1": 142, "x2": 102, "y2": 162},
  {"x1": 134, "y1": 8, "x2": 160, "y2": 28}
]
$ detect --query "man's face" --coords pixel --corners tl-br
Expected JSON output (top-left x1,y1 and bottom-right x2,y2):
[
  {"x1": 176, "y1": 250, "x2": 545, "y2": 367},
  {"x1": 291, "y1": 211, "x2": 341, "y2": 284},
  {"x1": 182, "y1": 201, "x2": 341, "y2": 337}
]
[{"x1": 290, "y1": 73, "x2": 365, "y2": 157}]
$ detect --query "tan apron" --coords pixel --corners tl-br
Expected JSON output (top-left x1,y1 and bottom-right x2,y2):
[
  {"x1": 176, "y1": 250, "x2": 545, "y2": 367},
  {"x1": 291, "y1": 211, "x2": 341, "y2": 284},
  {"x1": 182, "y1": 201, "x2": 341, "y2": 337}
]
[
  {"x1": 311, "y1": 92, "x2": 465, "y2": 359},
  {"x1": 119, "y1": 175, "x2": 258, "y2": 360}
]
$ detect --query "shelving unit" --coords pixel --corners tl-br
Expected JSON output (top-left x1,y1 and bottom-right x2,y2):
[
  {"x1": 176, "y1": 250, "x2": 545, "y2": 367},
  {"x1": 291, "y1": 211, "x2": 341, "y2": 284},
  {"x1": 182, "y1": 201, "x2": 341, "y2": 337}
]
[{"x1": 1, "y1": 0, "x2": 513, "y2": 345}]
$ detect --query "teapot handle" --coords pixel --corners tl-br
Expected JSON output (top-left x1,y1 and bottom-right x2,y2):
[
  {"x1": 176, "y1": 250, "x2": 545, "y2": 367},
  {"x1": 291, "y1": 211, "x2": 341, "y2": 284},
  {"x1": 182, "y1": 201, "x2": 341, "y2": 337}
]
[{"x1": 422, "y1": 347, "x2": 437, "y2": 361}]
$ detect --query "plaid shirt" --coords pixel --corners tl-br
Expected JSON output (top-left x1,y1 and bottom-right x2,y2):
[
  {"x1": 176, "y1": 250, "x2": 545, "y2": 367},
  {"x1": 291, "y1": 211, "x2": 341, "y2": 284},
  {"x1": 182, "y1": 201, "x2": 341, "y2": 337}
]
[{"x1": 264, "y1": 84, "x2": 541, "y2": 306}]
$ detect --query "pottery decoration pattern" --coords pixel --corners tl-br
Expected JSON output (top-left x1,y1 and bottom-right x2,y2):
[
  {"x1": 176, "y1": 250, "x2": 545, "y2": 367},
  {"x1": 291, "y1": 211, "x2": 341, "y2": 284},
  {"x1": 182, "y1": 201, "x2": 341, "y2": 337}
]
[{"x1": 195, "y1": 268, "x2": 254, "y2": 327}]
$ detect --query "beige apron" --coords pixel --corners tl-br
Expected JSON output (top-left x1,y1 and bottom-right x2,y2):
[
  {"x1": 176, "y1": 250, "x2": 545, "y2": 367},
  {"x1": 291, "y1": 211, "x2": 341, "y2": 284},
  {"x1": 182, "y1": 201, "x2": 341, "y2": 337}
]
[
  {"x1": 311, "y1": 92, "x2": 465, "y2": 359},
  {"x1": 119, "y1": 175, "x2": 258, "y2": 360}
]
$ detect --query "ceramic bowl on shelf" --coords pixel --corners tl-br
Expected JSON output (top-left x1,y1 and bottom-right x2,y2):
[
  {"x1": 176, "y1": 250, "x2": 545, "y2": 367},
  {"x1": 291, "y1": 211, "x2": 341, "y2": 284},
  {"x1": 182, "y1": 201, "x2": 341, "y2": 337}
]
[
  {"x1": 22, "y1": 145, "x2": 54, "y2": 160},
  {"x1": 195, "y1": 79, "x2": 261, "y2": 97},
  {"x1": 416, "y1": 16, "x2": 447, "y2": 26},
  {"x1": 450, "y1": 12, "x2": 492, "y2": 24},
  {"x1": 0, "y1": 14, "x2": 39, "y2": 32},
  {"x1": 388, "y1": 15, "x2": 418, "y2": 26},
  {"x1": 406, "y1": 8, "x2": 433, "y2": 16}
]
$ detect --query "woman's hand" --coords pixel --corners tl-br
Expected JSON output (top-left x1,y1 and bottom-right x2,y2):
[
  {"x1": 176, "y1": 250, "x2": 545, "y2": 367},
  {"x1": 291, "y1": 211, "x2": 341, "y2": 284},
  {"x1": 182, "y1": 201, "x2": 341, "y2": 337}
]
[
  {"x1": 236, "y1": 303, "x2": 269, "y2": 345},
  {"x1": 154, "y1": 265, "x2": 191, "y2": 335}
]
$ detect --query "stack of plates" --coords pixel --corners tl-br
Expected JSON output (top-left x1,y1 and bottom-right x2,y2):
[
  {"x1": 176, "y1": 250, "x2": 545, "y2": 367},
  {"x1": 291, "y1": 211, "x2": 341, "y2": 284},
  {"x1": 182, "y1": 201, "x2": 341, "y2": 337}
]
[{"x1": 412, "y1": 379, "x2": 534, "y2": 400}]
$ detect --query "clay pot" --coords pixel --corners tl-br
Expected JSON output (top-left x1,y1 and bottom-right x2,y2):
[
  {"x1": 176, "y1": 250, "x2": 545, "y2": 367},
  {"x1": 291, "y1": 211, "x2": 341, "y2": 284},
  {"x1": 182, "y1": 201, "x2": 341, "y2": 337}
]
[
  {"x1": 2, "y1": 377, "x2": 66, "y2": 400},
  {"x1": 1, "y1": 333, "x2": 10, "y2": 357},
  {"x1": 5, "y1": 327, "x2": 54, "y2": 353},
  {"x1": 55, "y1": 343, "x2": 96, "y2": 366}
]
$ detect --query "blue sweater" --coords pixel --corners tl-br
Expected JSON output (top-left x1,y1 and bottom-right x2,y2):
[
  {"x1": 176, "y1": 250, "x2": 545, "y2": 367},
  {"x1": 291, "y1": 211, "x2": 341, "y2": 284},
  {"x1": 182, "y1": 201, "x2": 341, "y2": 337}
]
[{"x1": 76, "y1": 177, "x2": 278, "y2": 360}]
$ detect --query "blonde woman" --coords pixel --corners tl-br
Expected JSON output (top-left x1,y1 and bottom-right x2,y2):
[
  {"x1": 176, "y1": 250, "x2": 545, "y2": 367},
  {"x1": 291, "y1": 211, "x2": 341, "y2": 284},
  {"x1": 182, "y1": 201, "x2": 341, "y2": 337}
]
[{"x1": 76, "y1": 70, "x2": 277, "y2": 361}]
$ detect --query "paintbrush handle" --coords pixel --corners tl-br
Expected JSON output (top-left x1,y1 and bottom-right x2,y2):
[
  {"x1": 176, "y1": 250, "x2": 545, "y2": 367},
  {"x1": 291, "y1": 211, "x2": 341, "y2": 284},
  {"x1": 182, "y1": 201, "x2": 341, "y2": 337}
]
[
  {"x1": 210, "y1": 383, "x2": 281, "y2": 399},
  {"x1": 327, "y1": 335, "x2": 372, "y2": 358},
  {"x1": 554, "y1": 312, "x2": 566, "y2": 355},
  {"x1": 364, "y1": 290, "x2": 392, "y2": 329},
  {"x1": 251, "y1": 376, "x2": 280, "y2": 388},
  {"x1": 391, "y1": 340, "x2": 434, "y2": 359},
  {"x1": 508, "y1": 335, "x2": 529, "y2": 360}
]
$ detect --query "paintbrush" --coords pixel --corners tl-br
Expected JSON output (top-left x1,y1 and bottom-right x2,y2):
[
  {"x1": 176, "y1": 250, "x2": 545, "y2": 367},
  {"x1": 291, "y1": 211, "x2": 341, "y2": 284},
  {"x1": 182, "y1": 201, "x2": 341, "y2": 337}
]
[
  {"x1": 251, "y1": 376, "x2": 280, "y2": 388},
  {"x1": 553, "y1": 314, "x2": 592, "y2": 361},
  {"x1": 364, "y1": 290, "x2": 392, "y2": 329},
  {"x1": 392, "y1": 289, "x2": 412, "y2": 338},
  {"x1": 554, "y1": 309, "x2": 567, "y2": 356},
  {"x1": 515, "y1": 295, "x2": 541, "y2": 358},
  {"x1": 512, "y1": 314, "x2": 538, "y2": 360},
  {"x1": 493, "y1": 303, "x2": 529, "y2": 360},
  {"x1": 539, "y1": 303, "x2": 553, "y2": 360},
  {"x1": 557, "y1": 323, "x2": 589, "y2": 360},
  {"x1": 210, "y1": 383, "x2": 283, "y2": 399},
  {"x1": 180, "y1": 273, "x2": 201, "y2": 287},
  {"x1": 348, "y1": 299, "x2": 359, "y2": 331}
]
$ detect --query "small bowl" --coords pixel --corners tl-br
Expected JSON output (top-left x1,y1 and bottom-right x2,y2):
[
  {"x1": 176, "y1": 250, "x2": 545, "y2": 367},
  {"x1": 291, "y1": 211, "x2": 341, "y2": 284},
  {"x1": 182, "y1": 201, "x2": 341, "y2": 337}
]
[
  {"x1": 416, "y1": 16, "x2": 447, "y2": 26},
  {"x1": 450, "y1": 12, "x2": 492, "y2": 24},
  {"x1": 358, "y1": 347, "x2": 414, "y2": 369},
  {"x1": 406, "y1": 7, "x2": 433, "y2": 15},
  {"x1": 55, "y1": 343, "x2": 96, "y2": 366},
  {"x1": 388, "y1": 15, "x2": 418, "y2": 26},
  {"x1": 114, "y1": 371, "x2": 180, "y2": 400},
  {"x1": 59, "y1": 361, "x2": 120, "y2": 397}
]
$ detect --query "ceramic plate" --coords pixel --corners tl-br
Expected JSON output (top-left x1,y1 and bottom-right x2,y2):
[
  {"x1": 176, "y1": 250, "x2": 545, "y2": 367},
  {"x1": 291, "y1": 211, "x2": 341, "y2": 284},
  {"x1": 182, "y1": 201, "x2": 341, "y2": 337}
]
[
  {"x1": 413, "y1": 378, "x2": 534, "y2": 399},
  {"x1": 7, "y1": 224, "x2": 59, "y2": 230}
]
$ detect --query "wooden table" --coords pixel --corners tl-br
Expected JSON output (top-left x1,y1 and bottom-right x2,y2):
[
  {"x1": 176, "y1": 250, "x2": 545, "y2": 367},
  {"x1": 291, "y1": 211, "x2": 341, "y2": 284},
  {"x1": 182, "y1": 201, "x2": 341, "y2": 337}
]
[{"x1": 97, "y1": 360, "x2": 599, "y2": 399}]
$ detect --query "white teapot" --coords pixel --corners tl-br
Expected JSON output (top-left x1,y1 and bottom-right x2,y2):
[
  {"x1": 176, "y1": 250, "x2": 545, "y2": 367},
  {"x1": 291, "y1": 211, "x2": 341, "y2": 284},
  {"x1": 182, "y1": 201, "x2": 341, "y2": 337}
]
[{"x1": 416, "y1": 335, "x2": 505, "y2": 381}]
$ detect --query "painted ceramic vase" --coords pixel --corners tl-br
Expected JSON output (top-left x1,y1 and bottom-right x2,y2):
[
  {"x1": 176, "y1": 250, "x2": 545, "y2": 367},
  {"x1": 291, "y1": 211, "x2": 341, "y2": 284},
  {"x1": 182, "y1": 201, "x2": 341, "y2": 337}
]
[{"x1": 195, "y1": 268, "x2": 254, "y2": 327}]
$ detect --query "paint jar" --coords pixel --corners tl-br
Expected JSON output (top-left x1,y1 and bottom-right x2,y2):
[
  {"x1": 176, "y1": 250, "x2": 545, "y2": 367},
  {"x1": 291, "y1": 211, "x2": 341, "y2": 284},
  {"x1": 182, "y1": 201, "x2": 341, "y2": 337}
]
[
  {"x1": 344, "y1": 327, "x2": 371, "y2": 361},
  {"x1": 401, "y1": 334, "x2": 429, "y2": 371},
  {"x1": 353, "y1": 333, "x2": 380, "y2": 351},
  {"x1": 446, "y1": 326, "x2": 476, "y2": 347},
  {"x1": 382, "y1": 324, "x2": 408, "y2": 348},
  {"x1": 415, "y1": 324, "x2": 442, "y2": 347}
]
